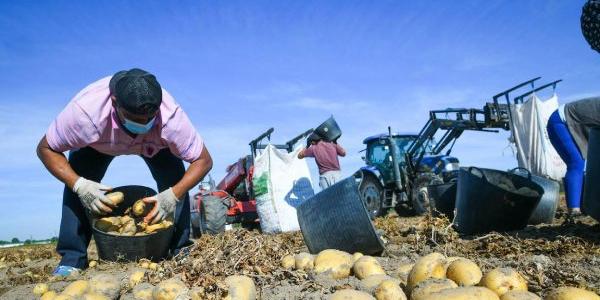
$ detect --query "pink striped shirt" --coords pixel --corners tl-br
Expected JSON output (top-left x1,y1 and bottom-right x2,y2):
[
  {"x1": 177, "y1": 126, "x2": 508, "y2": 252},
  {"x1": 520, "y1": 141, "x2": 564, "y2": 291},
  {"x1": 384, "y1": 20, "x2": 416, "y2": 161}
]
[{"x1": 46, "y1": 76, "x2": 204, "y2": 162}]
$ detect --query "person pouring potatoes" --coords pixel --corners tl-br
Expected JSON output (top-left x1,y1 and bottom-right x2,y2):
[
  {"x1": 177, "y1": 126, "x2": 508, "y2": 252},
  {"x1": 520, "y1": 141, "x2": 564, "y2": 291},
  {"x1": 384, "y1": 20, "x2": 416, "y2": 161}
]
[{"x1": 36, "y1": 68, "x2": 213, "y2": 276}]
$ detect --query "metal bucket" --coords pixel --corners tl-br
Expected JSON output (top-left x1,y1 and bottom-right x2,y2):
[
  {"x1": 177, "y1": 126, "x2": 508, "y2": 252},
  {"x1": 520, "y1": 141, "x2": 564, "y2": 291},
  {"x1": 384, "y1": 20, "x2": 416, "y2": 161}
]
[
  {"x1": 91, "y1": 185, "x2": 174, "y2": 262},
  {"x1": 314, "y1": 116, "x2": 342, "y2": 142},
  {"x1": 509, "y1": 168, "x2": 560, "y2": 225},
  {"x1": 296, "y1": 177, "x2": 385, "y2": 255},
  {"x1": 428, "y1": 181, "x2": 457, "y2": 219},
  {"x1": 454, "y1": 167, "x2": 543, "y2": 234},
  {"x1": 583, "y1": 128, "x2": 600, "y2": 222}
]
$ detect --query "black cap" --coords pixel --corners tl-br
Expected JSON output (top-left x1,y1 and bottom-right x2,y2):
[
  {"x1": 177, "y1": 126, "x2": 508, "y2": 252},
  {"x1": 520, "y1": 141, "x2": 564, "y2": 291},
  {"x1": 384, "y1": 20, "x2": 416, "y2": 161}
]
[
  {"x1": 582, "y1": 0, "x2": 600, "y2": 53},
  {"x1": 109, "y1": 68, "x2": 162, "y2": 115}
]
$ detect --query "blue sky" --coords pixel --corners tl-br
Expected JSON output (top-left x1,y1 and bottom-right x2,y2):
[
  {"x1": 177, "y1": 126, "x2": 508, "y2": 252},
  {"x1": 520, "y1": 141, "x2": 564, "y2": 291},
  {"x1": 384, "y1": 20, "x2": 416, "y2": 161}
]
[{"x1": 1, "y1": 1, "x2": 598, "y2": 240}]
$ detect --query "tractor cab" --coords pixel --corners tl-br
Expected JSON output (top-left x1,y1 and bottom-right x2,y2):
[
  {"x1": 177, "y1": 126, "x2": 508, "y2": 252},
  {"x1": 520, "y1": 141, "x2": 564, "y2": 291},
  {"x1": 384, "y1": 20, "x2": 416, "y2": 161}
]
[{"x1": 362, "y1": 133, "x2": 434, "y2": 185}]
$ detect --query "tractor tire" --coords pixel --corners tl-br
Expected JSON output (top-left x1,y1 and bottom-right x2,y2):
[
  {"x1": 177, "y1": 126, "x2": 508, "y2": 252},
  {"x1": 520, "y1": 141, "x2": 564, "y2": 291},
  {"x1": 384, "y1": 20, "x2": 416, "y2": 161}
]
[
  {"x1": 190, "y1": 211, "x2": 202, "y2": 238},
  {"x1": 359, "y1": 175, "x2": 384, "y2": 219},
  {"x1": 201, "y1": 195, "x2": 228, "y2": 235}
]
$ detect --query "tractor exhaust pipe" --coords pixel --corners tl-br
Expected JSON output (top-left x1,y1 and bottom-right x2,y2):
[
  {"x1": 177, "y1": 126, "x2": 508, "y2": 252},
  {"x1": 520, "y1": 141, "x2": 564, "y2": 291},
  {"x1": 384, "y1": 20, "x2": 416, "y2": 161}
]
[{"x1": 388, "y1": 126, "x2": 403, "y2": 191}]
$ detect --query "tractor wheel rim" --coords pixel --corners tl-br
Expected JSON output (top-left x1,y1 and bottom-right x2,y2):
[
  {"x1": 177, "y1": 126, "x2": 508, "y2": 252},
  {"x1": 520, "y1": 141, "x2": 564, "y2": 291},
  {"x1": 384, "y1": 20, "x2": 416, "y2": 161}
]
[{"x1": 362, "y1": 184, "x2": 379, "y2": 213}]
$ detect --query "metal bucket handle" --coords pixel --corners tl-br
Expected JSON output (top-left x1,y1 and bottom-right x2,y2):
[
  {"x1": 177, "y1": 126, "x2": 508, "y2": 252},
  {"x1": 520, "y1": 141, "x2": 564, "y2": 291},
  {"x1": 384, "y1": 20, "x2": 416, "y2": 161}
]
[
  {"x1": 508, "y1": 167, "x2": 532, "y2": 180},
  {"x1": 468, "y1": 166, "x2": 488, "y2": 183}
]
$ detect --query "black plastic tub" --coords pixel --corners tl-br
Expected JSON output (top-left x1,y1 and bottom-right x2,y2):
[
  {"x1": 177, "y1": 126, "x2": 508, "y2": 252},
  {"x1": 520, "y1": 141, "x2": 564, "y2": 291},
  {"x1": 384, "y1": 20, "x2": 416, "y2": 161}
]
[
  {"x1": 296, "y1": 177, "x2": 385, "y2": 255},
  {"x1": 91, "y1": 185, "x2": 174, "y2": 262},
  {"x1": 314, "y1": 116, "x2": 342, "y2": 142},
  {"x1": 583, "y1": 128, "x2": 600, "y2": 223},
  {"x1": 428, "y1": 181, "x2": 457, "y2": 219},
  {"x1": 454, "y1": 167, "x2": 543, "y2": 235},
  {"x1": 509, "y1": 168, "x2": 560, "y2": 225}
]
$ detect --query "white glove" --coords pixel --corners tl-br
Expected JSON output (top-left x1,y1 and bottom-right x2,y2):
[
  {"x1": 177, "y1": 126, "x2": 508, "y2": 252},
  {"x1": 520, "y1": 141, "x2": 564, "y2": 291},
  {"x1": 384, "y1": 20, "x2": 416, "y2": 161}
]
[
  {"x1": 73, "y1": 177, "x2": 113, "y2": 215},
  {"x1": 142, "y1": 187, "x2": 179, "y2": 224}
]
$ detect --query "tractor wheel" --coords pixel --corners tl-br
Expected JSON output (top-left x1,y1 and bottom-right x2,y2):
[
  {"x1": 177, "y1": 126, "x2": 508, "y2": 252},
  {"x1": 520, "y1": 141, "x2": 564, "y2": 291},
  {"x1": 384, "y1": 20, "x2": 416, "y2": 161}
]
[
  {"x1": 359, "y1": 175, "x2": 384, "y2": 219},
  {"x1": 200, "y1": 195, "x2": 228, "y2": 235},
  {"x1": 411, "y1": 182, "x2": 431, "y2": 216},
  {"x1": 190, "y1": 211, "x2": 202, "y2": 238}
]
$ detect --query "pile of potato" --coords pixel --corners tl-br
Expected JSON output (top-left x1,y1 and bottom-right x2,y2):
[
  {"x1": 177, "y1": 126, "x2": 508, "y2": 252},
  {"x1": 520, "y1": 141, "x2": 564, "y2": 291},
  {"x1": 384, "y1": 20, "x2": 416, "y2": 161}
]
[
  {"x1": 33, "y1": 274, "x2": 121, "y2": 300},
  {"x1": 280, "y1": 250, "x2": 600, "y2": 300},
  {"x1": 33, "y1": 271, "x2": 257, "y2": 300},
  {"x1": 93, "y1": 192, "x2": 173, "y2": 236}
]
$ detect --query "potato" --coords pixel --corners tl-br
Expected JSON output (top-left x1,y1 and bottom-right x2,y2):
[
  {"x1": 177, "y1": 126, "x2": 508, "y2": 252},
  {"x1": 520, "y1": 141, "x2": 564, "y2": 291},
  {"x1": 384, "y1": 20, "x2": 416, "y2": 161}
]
[
  {"x1": 106, "y1": 191, "x2": 125, "y2": 206},
  {"x1": 83, "y1": 293, "x2": 111, "y2": 300},
  {"x1": 500, "y1": 290, "x2": 541, "y2": 300},
  {"x1": 443, "y1": 257, "x2": 463, "y2": 270},
  {"x1": 190, "y1": 287, "x2": 205, "y2": 300},
  {"x1": 88, "y1": 273, "x2": 121, "y2": 299},
  {"x1": 281, "y1": 255, "x2": 295, "y2": 269},
  {"x1": 395, "y1": 262, "x2": 414, "y2": 284},
  {"x1": 40, "y1": 291, "x2": 58, "y2": 300},
  {"x1": 223, "y1": 275, "x2": 256, "y2": 300},
  {"x1": 63, "y1": 280, "x2": 89, "y2": 297},
  {"x1": 545, "y1": 287, "x2": 600, "y2": 300},
  {"x1": 33, "y1": 283, "x2": 49, "y2": 296},
  {"x1": 375, "y1": 280, "x2": 407, "y2": 300},
  {"x1": 95, "y1": 217, "x2": 121, "y2": 232},
  {"x1": 132, "y1": 283, "x2": 154, "y2": 300},
  {"x1": 330, "y1": 289, "x2": 376, "y2": 300},
  {"x1": 89, "y1": 260, "x2": 98, "y2": 268},
  {"x1": 294, "y1": 252, "x2": 314, "y2": 271},
  {"x1": 353, "y1": 256, "x2": 386, "y2": 280},
  {"x1": 411, "y1": 278, "x2": 458, "y2": 300},
  {"x1": 133, "y1": 200, "x2": 151, "y2": 217},
  {"x1": 446, "y1": 258, "x2": 482, "y2": 286},
  {"x1": 144, "y1": 220, "x2": 174, "y2": 234},
  {"x1": 360, "y1": 275, "x2": 399, "y2": 292},
  {"x1": 54, "y1": 295, "x2": 75, "y2": 300},
  {"x1": 353, "y1": 252, "x2": 364, "y2": 263},
  {"x1": 153, "y1": 279, "x2": 189, "y2": 300},
  {"x1": 407, "y1": 252, "x2": 446, "y2": 291},
  {"x1": 120, "y1": 221, "x2": 137, "y2": 236},
  {"x1": 480, "y1": 268, "x2": 527, "y2": 296},
  {"x1": 129, "y1": 270, "x2": 146, "y2": 288},
  {"x1": 423, "y1": 286, "x2": 499, "y2": 300},
  {"x1": 139, "y1": 259, "x2": 150, "y2": 269},
  {"x1": 148, "y1": 263, "x2": 158, "y2": 271},
  {"x1": 314, "y1": 249, "x2": 354, "y2": 279}
]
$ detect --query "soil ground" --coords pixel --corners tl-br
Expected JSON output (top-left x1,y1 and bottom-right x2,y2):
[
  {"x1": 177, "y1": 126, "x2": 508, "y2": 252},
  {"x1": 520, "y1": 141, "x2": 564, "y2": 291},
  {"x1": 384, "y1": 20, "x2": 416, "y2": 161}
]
[{"x1": 1, "y1": 205, "x2": 599, "y2": 299}]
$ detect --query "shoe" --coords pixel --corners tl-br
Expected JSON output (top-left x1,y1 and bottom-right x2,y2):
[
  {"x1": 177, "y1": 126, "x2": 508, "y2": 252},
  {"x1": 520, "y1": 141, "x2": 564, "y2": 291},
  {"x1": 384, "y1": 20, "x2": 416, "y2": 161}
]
[
  {"x1": 568, "y1": 208, "x2": 582, "y2": 217},
  {"x1": 52, "y1": 265, "x2": 81, "y2": 277},
  {"x1": 564, "y1": 208, "x2": 583, "y2": 224}
]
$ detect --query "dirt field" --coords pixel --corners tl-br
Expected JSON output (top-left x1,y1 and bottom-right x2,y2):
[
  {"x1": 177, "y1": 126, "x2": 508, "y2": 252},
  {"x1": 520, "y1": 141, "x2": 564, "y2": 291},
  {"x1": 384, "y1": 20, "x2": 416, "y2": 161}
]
[{"x1": 1, "y1": 205, "x2": 599, "y2": 299}]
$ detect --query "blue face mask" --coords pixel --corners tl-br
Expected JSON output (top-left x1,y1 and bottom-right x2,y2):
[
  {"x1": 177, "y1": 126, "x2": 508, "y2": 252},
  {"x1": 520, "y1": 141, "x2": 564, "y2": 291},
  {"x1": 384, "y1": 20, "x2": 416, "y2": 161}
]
[{"x1": 122, "y1": 116, "x2": 156, "y2": 134}]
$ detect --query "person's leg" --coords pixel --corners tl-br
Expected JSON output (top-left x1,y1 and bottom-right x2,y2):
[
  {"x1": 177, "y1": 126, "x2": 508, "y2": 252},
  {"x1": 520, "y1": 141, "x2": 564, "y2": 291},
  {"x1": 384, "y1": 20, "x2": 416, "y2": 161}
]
[
  {"x1": 143, "y1": 149, "x2": 192, "y2": 253},
  {"x1": 57, "y1": 147, "x2": 113, "y2": 269},
  {"x1": 319, "y1": 174, "x2": 330, "y2": 190},
  {"x1": 547, "y1": 111, "x2": 585, "y2": 210},
  {"x1": 330, "y1": 170, "x2": 342, "y2": 185}
]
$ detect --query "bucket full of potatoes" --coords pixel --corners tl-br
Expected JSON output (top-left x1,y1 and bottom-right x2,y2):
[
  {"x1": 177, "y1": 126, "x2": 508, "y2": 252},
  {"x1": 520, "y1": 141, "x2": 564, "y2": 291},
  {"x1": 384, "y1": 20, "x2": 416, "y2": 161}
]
[{"x1": 90, "y1": 185, "x2": 175, "y2": 262}]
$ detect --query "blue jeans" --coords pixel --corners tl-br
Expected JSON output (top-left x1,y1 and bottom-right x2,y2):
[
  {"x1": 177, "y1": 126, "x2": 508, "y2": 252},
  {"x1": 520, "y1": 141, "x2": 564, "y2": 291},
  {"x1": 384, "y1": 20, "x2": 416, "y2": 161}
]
[
  {"x1": 57, "y1": 147, "x2": 191, "y2": 268},
  {"x1": 547, "y1": 110, "x2": 585, "y2": 209}
]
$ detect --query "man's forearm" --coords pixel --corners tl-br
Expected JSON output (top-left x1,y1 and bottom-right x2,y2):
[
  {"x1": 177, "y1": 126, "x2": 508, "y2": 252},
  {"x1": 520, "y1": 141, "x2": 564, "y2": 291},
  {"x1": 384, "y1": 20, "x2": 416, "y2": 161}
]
[
  {"x1": 172, "y1": 147, "x2": 213, "y2": 199},
  {"x1": 36, "y1": 136, "x2": 80, "y2": 190}
]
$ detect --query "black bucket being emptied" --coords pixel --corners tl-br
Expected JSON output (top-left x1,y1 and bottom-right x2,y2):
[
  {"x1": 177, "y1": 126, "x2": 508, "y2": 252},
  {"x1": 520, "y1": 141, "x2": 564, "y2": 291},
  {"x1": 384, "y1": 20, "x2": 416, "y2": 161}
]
[
  {"x1": 454, "y1": 167, "x2": 543, "y2": 235},
  {"x1": 91, "y1": 185, "x2": 174, "y2": 262},
  {"x1": 314, "y1": 116, "x2": 342, "y2": 142},
  {"x1": 583, "y1": 128, "x2": 600, "y2": 223},
  {"x1": 296, "y1": 177, "x2": 385, "y2": 255}
]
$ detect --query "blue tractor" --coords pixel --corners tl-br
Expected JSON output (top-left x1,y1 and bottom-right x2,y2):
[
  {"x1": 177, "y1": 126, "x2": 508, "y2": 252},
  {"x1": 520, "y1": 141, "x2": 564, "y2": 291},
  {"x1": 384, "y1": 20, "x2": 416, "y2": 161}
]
[
  {"x1": 356, "y1": 127, "x2": 461, "y2": 217},
  {"x1": 355, "y1": 78, "x2": 558, "y2": 218}
]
